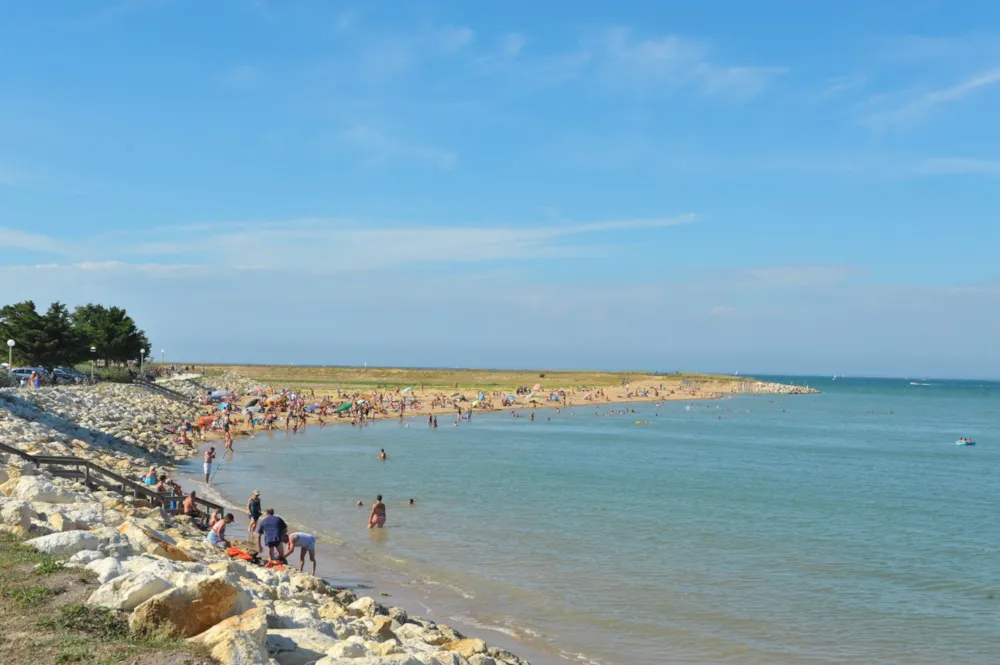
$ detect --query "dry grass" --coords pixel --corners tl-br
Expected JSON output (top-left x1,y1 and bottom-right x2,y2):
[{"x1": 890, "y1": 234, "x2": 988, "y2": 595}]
[
  {"x1": 201, "y1": 364, "x2": 743, "y2": 394},
  {"x1": 0, "y1": 533, "x2": 211, "y2": 665}
]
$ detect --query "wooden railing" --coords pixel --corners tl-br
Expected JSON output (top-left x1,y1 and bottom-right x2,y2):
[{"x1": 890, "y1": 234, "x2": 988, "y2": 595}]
[{"x1": 0, "y1": 441, "x2": 223, "y2": 517}]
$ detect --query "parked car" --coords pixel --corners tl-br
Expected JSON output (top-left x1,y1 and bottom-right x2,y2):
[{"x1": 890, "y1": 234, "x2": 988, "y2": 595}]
[
  {"x1": 54, "y1": 367, "x2": 88, "y2": 384},
  {"x1": 8, "y1": 367, "x2": 49, "y2": 385}
]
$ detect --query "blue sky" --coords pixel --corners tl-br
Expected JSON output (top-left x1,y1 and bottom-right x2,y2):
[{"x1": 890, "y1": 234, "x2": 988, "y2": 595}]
[{"x1": 1, "y1": 1, "x2": 998, "y2": 377}]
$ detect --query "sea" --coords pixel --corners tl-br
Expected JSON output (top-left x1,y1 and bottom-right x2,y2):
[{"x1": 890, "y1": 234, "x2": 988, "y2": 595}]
[{"x1": 180, "y1": 376, "x2": 1000, "y2": 665}]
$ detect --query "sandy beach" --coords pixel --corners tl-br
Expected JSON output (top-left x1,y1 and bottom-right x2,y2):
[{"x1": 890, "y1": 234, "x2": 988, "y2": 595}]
[
  {"x1": 0, "y1": 367, "x2": 817, "y2": 665},
  {"x1": 162, "y1": 365, "x2": 816, "y2": 444}
]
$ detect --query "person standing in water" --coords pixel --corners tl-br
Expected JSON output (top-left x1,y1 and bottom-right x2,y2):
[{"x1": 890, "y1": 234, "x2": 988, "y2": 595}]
[
  {"x1": 378, "y1": 449, "x2": 388, "y2": 460},
  {"x1": 256, "y1": 508, "x2": 288, "y2": 560},
  {"x1": 368, "y1": 495, "x2": 386, "y2": 529},
  {"x1": 246, "y1": 490, "x2": 262, "y2": 539},
  {"x1": 204, "y1": 447, "x2": 216, "y2": 484}
]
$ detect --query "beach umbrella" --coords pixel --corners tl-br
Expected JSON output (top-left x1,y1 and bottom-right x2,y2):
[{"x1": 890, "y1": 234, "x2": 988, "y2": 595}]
[
  {"x1": 335, "y1": 403, "x2": 352, "y2": 413},
  {"x1": 532, "y1": 383, "x2": 541, "y2": 391},
  {"x1": 505, "y1": 394, "x2": 516, "y2": 399}
]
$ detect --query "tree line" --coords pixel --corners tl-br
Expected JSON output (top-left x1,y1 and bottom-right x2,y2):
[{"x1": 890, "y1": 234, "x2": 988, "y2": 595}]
[{"x1": 0, "y1": 301, "x2": 151, "y2": 371}]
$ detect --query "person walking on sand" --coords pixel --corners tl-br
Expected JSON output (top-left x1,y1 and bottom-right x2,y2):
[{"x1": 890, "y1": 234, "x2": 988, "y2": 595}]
[
  {"x1": 256, "y1": 508, "x2": 288, "y2": 561},
  {"x1": 204, "y1": 447, "x2": 216, "y2": 484},
  {"x1": 247, "y1": 490, "x2": 262, "y2": 539},
  {"x1": 368, "y1": 495, "x2": 386, "y2": 529},
  {"x1": 286, "y1": 531, "x2": 317, "y2": 574}
]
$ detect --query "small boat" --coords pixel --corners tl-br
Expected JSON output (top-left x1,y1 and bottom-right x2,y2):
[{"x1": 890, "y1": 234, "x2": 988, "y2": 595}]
[{"x1": 955, "y1": 439, "x2": 976, "y2": 446}]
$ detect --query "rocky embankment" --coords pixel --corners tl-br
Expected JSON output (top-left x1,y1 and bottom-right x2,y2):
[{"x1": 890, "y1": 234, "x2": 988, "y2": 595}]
[
  {"x1": 0, "y1": 382, "x2": 532, "y2": 665},
  {"x1": 740, "y1": 381, "x2": 820, "y2": 395}
]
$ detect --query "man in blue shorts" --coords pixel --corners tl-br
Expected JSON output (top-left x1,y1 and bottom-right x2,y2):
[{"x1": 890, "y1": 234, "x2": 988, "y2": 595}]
[{"x1": 255, "y1": 508, "x2": 288, "y2": 561}]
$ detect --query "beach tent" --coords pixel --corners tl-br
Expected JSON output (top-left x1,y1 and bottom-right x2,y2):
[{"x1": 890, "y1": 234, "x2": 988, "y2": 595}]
[
  {"x1": 505, "y1": 394, "x2": 516, "y2": 399},
  {"x1": 210, "y1": 389, "x2": 230, "y2": 399},
  {"x1": 334, "y1": 403, "x2": 352, "y2": 413},
  {"x1": 246, "y1": 398, "x2": 261, "y2": 408},
  {"x1": 451, "y1": 392, "x2": 462, "y2": 398},
  {"x1": 356, "y1": 399, "x2": 368, "y2": 404},
  {"x1": 402, "y1": 387, "x2": 412, "y2": 393}
]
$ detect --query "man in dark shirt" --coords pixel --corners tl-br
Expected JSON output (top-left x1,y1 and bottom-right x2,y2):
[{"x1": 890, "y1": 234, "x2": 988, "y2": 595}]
[{"x1": 255, "y1": 508, "x2": 288, "y2": 560}]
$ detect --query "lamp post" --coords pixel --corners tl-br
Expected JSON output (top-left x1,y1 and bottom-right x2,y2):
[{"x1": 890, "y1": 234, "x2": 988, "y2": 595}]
[
  {"x1": 5, "y1": 339, "x2": 13, "y2": 372},
  {"x1": 90, "y1": 346, "x2": 96, "y2": 382},
  {"x1": 140, "y1": 348, "x2": 145, "y2": 375}
]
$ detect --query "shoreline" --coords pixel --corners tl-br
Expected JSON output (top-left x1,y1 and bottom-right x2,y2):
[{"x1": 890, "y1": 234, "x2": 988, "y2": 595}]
[
  {"x1": 2, "y1": 371, "x2": 819, "y2": 665},
  {"x1": 177, "y1": 450, "x2": 572, "y2": 665},
  {"x1": 172, "y1": 370, "x2": 816, "y2": 448}
]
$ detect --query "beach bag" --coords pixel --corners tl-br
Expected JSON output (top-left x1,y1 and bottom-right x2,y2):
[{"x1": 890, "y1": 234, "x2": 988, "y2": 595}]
[{"x1": 226, "y1": 546, "x2": 254, "y2": 561}]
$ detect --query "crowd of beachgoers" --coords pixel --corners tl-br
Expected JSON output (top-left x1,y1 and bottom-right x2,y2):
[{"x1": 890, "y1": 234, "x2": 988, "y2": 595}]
[{"x1": 0, "y1": 373, "x2": 532, "y2": 665}]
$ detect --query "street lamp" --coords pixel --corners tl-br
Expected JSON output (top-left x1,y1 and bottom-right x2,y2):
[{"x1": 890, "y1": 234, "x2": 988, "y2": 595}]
[
  {"x1": 6, "y1": 339, "x2": 13, "y2": 372},
  {"x1": 90, "y1": 346, "x2": 96, "y2": 382},
  {"x1": 140, "y1": 348, "x2": 145, "y2": 375}
]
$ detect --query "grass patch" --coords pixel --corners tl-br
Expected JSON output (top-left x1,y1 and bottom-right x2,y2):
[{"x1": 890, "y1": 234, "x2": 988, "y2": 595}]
[
  {"x1": 198, "y1": 363, "x2": 747, "y2": 394},
  {"x1": 0, "y1": 531, "x2": 52, "y2": 571},
  {"x1": 35, "y1": 559, "x2": 66, "y2": 575},
  {"x1": 2, "y1": 583, "x2": 63, "y2": 607},
  {"x1": 0, "y1": 533, "x2": 210, "y2": 665},
  {"x1": 40, "y1": 604, "x2": 130, "y2": 641}
]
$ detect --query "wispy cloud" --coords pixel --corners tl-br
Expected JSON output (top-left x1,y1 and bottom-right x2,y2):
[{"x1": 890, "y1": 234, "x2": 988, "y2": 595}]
[
  {"x1": 1, "y1": 215, "x2": 698, "y2": 275},
  {"x1": 347, "y1": 23, "x2": 476, "y2": 78},
  {"x1": 0, "y1": 228, "x2": 75, "y2": 253},
  {"x1": 338, "y1": 125, "x2": 457, "y2": 170},
  {"x1": 735, "y1": 265, "x2": 862, "y2": 287},
  {"x1": 593, "y1": 27, "x2": 787, "y2": 98},
  {"x1": 865, "y1": 68, "x2": 1000, "y2": 128},
  {"x1": 915, "y1": 157, "x2": 1000, "y2": 176}
]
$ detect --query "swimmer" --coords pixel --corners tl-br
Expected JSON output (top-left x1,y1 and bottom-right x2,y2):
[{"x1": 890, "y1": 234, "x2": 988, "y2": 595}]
[
  {"x1": 378, "y1": 449, "x2": 388, "y2": 460},
  {"x1": 408, "y1": 498, "x2": 414, "y2": 505},
  {"x1": 368, "y1": 494, "x2": 386, "y2": 529}
]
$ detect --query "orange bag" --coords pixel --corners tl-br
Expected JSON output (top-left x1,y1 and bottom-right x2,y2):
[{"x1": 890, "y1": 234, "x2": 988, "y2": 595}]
[
  {"x1": 226, "y1": 547, "x2": 253, "y2": 561},
  {"x1": 263, "y1": 560, "x2": 287, "y2": 571}
]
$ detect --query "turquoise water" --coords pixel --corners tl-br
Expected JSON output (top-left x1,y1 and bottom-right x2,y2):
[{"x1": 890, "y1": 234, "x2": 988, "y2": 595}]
[{"x1": 192, "y1": 377, "x2": 1000, "y2": 664}]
